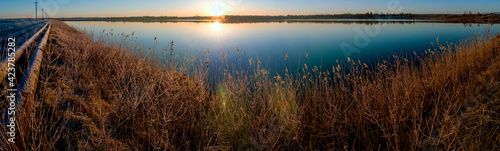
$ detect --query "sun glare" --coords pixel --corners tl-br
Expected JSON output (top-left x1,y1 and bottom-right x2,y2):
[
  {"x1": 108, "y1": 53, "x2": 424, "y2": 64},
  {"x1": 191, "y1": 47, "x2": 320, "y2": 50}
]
[
  {"x1": 212, "y1": 21, "x2": 223, "y2": 31},
  {"x1": 210, "y1": 1, "x2": 226, "y2": 16}
]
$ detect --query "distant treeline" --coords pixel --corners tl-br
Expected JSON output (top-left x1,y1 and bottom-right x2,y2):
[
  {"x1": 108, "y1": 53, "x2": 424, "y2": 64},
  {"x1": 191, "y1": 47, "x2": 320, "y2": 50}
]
[{"x1": 55, "y1": 13, "x2": 500, "y2": 23}]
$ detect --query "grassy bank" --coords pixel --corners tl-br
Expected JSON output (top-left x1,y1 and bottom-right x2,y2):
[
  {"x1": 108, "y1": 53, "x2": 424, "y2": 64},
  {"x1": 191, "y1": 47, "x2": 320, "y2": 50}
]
[
  {"x1": 2, "y1": 20, "x2": 500, "y2": 150},
  {"x1": 2, "y1": 20, "x2": 209, "y2": 150}
]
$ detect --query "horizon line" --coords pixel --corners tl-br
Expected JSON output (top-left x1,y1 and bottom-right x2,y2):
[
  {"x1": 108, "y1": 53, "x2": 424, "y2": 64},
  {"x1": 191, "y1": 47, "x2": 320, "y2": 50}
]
[{"x1": 3, "y1": 12, "x2": 500, "y2": 19}]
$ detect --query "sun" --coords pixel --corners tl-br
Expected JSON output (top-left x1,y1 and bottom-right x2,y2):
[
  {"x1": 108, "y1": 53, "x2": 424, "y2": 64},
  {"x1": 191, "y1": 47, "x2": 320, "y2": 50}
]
[{"x1": 208, "y1": 1, "x2": 227, "y2": 31}]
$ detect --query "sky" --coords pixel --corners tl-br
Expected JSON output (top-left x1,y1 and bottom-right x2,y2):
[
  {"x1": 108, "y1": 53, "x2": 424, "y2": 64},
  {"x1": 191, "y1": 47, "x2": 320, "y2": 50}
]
[{"x1": 0, "y1": 0, "x2": 499, "y2": 18}]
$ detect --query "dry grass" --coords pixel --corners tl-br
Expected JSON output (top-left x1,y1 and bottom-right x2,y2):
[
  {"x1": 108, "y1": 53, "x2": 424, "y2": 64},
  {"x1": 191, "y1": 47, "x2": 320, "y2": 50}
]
[
  {"x1": 2, "y1": 20, "x2": 209, "y2": 150},
  {"x1": 1, "y1": 20, "x2": 499, "y2": 150},
  {"x1": 291, "y1": 32, "x2": 500, "y2": 150},
  {"x1": 203, "y1": 28, "x2": 500, "y2": 150}
]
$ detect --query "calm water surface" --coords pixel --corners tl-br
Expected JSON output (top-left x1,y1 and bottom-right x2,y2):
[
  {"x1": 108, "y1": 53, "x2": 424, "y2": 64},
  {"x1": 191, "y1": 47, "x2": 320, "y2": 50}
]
[{"x1": 66, "y1": 21, "x2": 499, "y2": 73}]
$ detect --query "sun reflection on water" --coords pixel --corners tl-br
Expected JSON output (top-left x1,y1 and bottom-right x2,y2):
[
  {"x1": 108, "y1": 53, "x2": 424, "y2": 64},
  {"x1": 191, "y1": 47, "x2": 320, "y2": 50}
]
[{"x1": 212, "y1": 21, "x2": 223, "y2": 31}]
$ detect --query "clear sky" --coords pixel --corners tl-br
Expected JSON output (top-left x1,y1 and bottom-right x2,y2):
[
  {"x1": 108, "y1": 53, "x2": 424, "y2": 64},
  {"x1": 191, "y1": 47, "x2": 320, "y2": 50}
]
[{"x1": 1, "y1": 0, "x2": 499, "y2": 18}]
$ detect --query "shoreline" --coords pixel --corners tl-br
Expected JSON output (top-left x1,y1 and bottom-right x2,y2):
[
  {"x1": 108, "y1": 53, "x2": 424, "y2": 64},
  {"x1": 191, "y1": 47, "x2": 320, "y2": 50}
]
[{"x1": 4, "y1": 13, "x2": 500, "y2": 24}]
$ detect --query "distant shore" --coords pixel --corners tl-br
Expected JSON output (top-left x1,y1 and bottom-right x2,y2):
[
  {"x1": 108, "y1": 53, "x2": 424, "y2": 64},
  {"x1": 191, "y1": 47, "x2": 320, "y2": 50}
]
[{"x1": 47, "y1": 13, "x2": 500, "y2": 23}]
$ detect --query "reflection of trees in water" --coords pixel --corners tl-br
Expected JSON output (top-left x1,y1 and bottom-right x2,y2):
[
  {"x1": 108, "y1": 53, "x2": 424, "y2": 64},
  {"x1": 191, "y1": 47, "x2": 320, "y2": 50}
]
[
  {"x1": 59, "y1": 19, "x2": 428, "y2": 25},
  {"x1": 219, "y1": 20, "x2": 422, "y2": 25},
  {"x1": 285, "y1": 20, "x2": 419, "y2": 25},
  {"x1": 58, "y1": 14, "x2": 500, "y2": 24},
  {"x1": 462, "y1": 23, "x2": 495, "y2": 27}
]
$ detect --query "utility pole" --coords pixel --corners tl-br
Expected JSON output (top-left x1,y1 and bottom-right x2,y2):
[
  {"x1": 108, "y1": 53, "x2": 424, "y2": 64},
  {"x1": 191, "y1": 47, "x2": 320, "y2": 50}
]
[
  {"x1": 42, "y1": 8, "x2": 44, "y2": 20},
  {"x1": 34, "y1": 0, "x2": 38, "y2": 21}
]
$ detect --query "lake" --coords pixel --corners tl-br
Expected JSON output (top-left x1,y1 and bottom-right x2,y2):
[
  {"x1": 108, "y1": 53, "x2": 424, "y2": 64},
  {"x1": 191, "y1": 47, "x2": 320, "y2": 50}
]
[{"x1": 66, "y1": 20, "x2": 499, "y2": 74}]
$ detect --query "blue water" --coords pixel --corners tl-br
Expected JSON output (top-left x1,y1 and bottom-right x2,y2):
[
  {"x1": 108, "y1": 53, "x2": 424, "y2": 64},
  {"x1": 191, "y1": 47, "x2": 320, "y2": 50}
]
[{"x1": 66, "y1": 21, "x2": 499, "y2": 74}]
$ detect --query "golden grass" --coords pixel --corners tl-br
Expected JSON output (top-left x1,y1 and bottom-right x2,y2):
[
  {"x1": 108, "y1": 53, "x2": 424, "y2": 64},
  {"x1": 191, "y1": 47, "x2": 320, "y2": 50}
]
[
  {"x1": 2, "y1": 20, "x2": 208, "y2": 150},
  {"x1": 1, "y1": 20, "x2": 499, "y2": 150}
]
